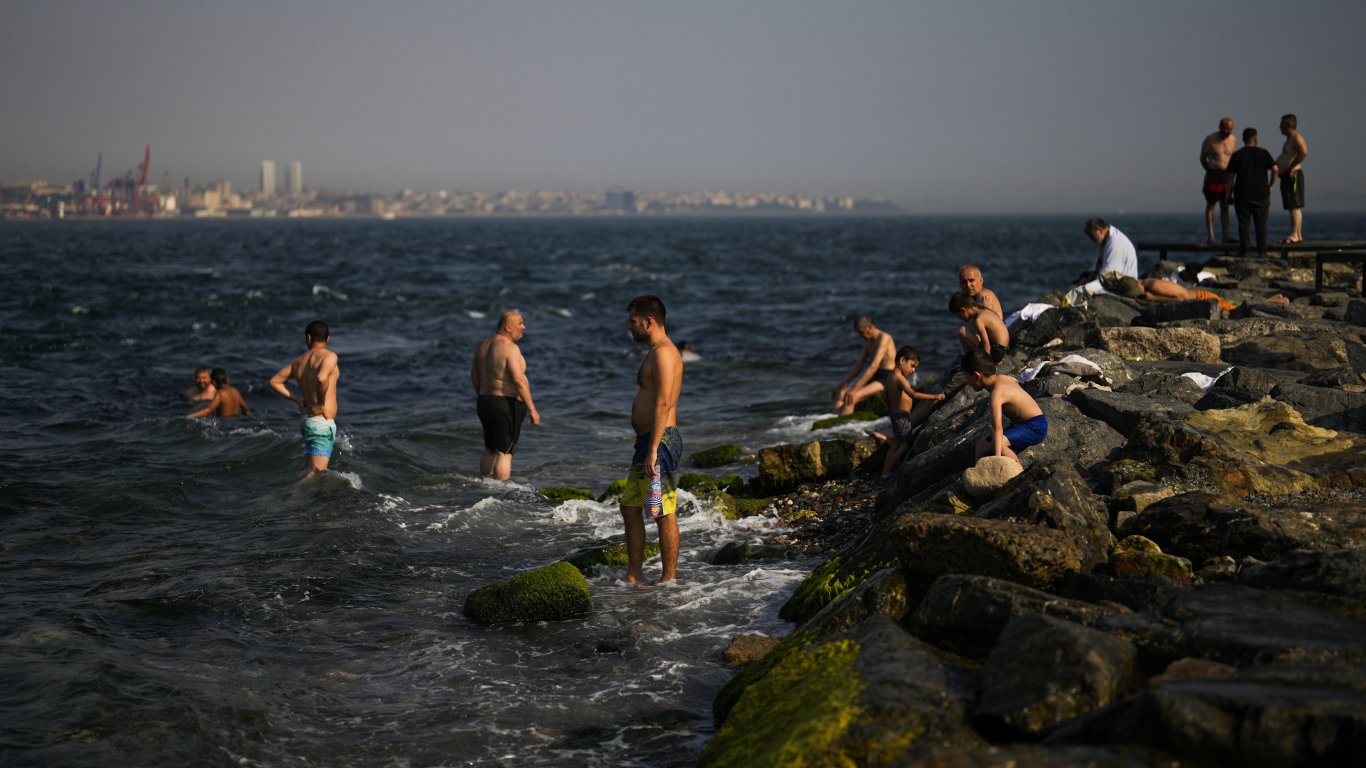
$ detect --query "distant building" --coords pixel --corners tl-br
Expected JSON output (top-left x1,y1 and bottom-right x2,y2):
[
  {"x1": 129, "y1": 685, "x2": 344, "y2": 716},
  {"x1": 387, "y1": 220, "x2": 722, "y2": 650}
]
[
  {"x1": 286, "y1": 161, "x2": 303, "y2": 197},
  {"x1": 605, "y1": 187, "x2": 635, "y2": 213},
  {"x1": 260, "y1": 161, "x2": 276, "y2": 197}
]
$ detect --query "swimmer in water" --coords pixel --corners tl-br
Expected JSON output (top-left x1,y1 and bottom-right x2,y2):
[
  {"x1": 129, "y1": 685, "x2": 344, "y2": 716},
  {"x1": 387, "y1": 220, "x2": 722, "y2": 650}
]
[
  {"x1": 187, "y1": 368, "x2": 250, "y2": 419},
  {"x1": 677, "y1": 340, "x2": 700, "y2": 363},
  {"x1": 185, "y1": 366, "x2": 216, "y2": 401}
]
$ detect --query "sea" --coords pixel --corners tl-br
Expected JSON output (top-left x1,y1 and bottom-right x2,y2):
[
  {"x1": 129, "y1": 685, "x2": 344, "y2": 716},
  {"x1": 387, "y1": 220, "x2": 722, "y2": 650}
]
[{"x1": 4, "y1": 213, "x2": 1365, "y2": 767}]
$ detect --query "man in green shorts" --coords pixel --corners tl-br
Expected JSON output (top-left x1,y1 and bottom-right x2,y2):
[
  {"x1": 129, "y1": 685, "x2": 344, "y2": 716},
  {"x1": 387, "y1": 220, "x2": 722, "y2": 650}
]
[
  {"x1": 620, "y1": 295, "x2": 684, "y2": 584},
  {"x1": 269, "y1": 320, "x2": 340, "y2": 477}
]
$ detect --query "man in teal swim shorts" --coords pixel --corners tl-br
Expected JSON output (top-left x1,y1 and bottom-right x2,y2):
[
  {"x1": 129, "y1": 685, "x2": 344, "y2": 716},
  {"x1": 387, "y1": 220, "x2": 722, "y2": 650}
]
[
  {"x1": 620, "y1": 295, "x2": 685, "y2": 584},
  {"x1": 270, "y1": 320, "x2": 341, "y2": 477}
]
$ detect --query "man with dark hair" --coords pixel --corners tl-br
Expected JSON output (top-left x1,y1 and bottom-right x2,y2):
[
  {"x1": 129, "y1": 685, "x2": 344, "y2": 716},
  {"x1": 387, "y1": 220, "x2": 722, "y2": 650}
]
[
  {"x1": 1277, "y1": 114, "x2": 1309, "y2": 243},
  {"x1": 621, "y1": 295, "x2": 684, "y2": 584},
  {"x1": 950, "y1": 291, "x2": 1009, "y2": 363},
  {"x1": 269, "y1": 320, "x2": 340, "y2": 477},
  {"x1": 471, "y1": 310, "x2": 540, "y2": 481},
  {"x1": 185, "y1": 366, "x2": 217, "y2": 401},
  {"x1": 187, "y1": 368, "x2": 249, "y2": 419},
  {"x1": 831, "y1": 315, "x2": 896, "y2": 415},
  {"x1": 1071, "y1": 218, "x2": 1138, "y2": 296},
  {"x1": 1199, "y1": 117, "x2": 1237, "y2": 244},
  {"x1": 962, "y1": 349, "x2": 1046, "y2": 463},
  {"x1": 1227, "y1": 127, "x2": 1279, "y2": 257}
]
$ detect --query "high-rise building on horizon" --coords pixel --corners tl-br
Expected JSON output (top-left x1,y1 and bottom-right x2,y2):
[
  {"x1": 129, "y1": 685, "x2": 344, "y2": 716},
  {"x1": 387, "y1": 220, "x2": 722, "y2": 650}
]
[
  {"x1": 286, "y1": 161, "x2": 303, "y2": 197},
  {"x1": 260, "y1": 161, "x2": 276, "y2": 198}
]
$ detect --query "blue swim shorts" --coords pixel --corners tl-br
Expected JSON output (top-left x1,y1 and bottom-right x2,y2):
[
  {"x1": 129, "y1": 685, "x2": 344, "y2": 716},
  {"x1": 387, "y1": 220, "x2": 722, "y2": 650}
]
[
  {"x1": 620, "y1": 427, "x2": 682, "y2": 518},
  {"x1": 1002, "y1": 415, "x2": 1048, "y2": 452},
  {"x1": 301, "y1": 415, "x2": 337, "y2": 457}
]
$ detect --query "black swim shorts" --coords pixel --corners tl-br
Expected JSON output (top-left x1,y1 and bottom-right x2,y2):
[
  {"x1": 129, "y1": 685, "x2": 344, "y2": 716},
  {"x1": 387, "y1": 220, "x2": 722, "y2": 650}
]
[
  {"x1": 1202, "y1": 169, "x2": 1233, "y2": 204},
  {"x1": 477, "y1": 395, "x2": 528, "y2": 454},
  {"x1": 1280, "y1": 170, "x2": 1305, "y2": 210}
]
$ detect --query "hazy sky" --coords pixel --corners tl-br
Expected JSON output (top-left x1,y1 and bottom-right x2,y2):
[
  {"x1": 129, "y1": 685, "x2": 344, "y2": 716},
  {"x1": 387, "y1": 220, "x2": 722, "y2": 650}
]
[{"x1": 4, "y1": 1, "x2": 1364, "y2": 213}]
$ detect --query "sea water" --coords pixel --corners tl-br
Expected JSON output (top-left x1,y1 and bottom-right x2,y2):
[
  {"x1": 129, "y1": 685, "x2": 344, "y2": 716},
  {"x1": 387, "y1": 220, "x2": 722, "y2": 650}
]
[{"x1": 3, "y1": 214, "x2": 1364, "y2": 766}]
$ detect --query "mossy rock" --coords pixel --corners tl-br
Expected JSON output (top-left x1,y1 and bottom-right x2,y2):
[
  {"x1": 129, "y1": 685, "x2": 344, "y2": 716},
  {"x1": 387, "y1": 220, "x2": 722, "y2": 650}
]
[
  {"x1": 707, "y1": 491, "x2": 738, "y2": 521},
  {"x1": 701, "y1": 636, "x2": 864, "y2": 767},
  {"x1": 1110, "y1": 549, "x2": 1196, "y2": 585},
  {"x1": 679, "y1": 473, "x2": 744, "y2": 494},
  {"x1": 462, "y1": 562, "x2": 592, "y2": 625},
  {"x1": 563, "y1": 537, "x2": 661, "y2": 575},
  {"x1": 779, "y1": 557, "x2": 873, "y2": 624},
  {"x1": 690, "y1": 443, "x2": 743, "y2": 468},
  {"x1": 734, "y1": 496, "x2": 774, "y2": 517},
  {"x1": 597, "y1": 478, "x2": 628, "y2": 502},
  {"x1": 539, "y1": 486, "x2": 595, "y2": 505},
  {"x1": 779, "y1": 507, "x2": 817, "y2": 522},
  {"x1": 811, "y1": 411, "x2": 881, "y2": 430}
]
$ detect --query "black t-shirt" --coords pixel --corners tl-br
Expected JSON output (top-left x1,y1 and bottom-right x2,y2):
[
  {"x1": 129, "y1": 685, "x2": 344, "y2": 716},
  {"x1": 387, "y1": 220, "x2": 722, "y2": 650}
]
[{"x1": 1227, "y1": 146, "x2": 1277, "y2": 202}]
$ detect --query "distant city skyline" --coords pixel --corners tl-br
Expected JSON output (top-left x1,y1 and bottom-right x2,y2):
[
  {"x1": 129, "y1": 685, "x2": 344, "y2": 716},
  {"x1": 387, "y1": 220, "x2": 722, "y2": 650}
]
[{"x1": 3, "y1": 2, "x2": 1365, "y2": 214}]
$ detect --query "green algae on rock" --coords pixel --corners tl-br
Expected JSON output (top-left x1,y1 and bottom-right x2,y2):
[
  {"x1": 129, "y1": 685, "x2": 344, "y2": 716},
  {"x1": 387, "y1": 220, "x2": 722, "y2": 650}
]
[
  {"x1": 462, "y1": 562, "x2": 591, "y2": 625},
  {"x1": 538, "y1": 486, "x2": 595, "y2": 505},
  {"x1": 563, "y1": 538, "x2": 660, "y2": 575},
  {"x1": 690, "y1": 443, "x2": 743, "y2": 468},
  {"x1": 779, "y1": 556, "x2": 878, "y2": 623}
]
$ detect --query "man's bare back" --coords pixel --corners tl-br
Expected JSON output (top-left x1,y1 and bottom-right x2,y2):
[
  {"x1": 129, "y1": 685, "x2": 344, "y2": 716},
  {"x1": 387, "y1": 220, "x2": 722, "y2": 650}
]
[
  {"x1": 472, "y1": 335, "x2": 523, "y2": 398},
  {"x1": 188, "y1": 384, "x2": 248, "y2": 419},
  {"x1": 285, "y1": 347, "x2": 339, "y2": 418}
]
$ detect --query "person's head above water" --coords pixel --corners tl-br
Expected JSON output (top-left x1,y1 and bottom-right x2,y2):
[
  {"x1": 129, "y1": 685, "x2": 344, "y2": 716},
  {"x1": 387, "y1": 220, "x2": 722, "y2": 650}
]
[{"x1": 210, "y1": 368, "x2": 229, "y2": 388}]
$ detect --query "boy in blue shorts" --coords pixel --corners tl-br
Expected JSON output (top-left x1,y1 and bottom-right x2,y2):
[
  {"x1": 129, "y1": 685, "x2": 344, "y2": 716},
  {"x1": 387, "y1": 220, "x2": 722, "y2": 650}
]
[{"x1": 963, "y1": 349, "x2": 1047, "y2": 462}]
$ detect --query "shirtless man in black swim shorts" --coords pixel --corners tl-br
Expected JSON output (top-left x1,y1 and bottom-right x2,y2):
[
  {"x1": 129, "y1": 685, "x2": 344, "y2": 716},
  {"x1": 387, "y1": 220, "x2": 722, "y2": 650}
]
[
  {"x1": 1200, "y1": 117, "x2": 1237, "y2": 244},
  {"x1": 471, "y1": 310, "x2": 540, "y2": 481},
  {"x1": 831, "y1": 315, "x2": 896, "y2": 416}
]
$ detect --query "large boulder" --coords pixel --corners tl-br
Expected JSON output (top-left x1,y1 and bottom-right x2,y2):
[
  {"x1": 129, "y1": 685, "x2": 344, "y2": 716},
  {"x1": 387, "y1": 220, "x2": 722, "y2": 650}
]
[
  {"x1": 1116, "y1": 399, "x2": 1366, "y2": 497},
  {"x1": 702, "y1": 616, "x2": 983, "y2": 767},
  {"x1": 1271, "y1": 381, "x2": 1366, "y2": 433},
  {"x1": 1118, "y1": 370, "x2": 1206, "y2": 404},
  {"x1": 1011, "y1": 306, "x2": 1097, "y2": 355},
  {"x1": 1066, "y1": 388, "x2": 1194, "y2": 438},
  {"x1": 1220, "y1": 324, "x2": 1361, "y2": 373},
  {"x1": 909, "y1": 574, "x2": 1117, "y2": 660},
  {"x1": 1121, "y1": 492, "x2": 1366, "y2": 565},
  {"x1": 755, "y1": 437, "x2": 879, "y2": 493},
  {"x1": 1132, "y1": 298, "x2": 1222, "y2": 326},
  {"x1": 1087, "y1": 326, "x2": 1222, "y2": 363},
  {"x1": 961, "y1": 455, "x2": 1022, "y2": 500},
  {"x1": 1238, "y1": 549, "x2": 1366, "y2": 600},
  {"x1": 891, "y1": 513, "x2": 1084, "y2": 593},
  {"x1": 462, "y1": 562, "x2": 592, "y2": 625},
  {"x1": 974, "y1": 613, "x2": 1138, "y2": 739},
  {"x1": 974, "y1": 461, "x2": 1116, "y2": 573}
]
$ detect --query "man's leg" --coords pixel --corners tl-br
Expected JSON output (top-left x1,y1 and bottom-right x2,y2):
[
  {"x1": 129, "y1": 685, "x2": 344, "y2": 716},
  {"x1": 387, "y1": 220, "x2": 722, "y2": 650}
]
[
  {"x1": 491, "y1": 451, "x2": 512, "y2": 482},
  {"x1": 307, "y1": 453, "x2": 329, "y2": 477},
  {"x1": 655, "y1": 514, "x2": 679, "y2": 583},
  {"x1": 1219, "y1": 199, "x2": 1231, "y2": 242},
  {"x1": 1235, "y1": 202, "x2": 1252, "y2": 257},
  {"x1": 1253, "y1": 200, "x2": 1269, "y2": 258},
  {"x1": 479, "y1": 448, "x2": 496, "y2": 477},
  {"x1": 842, "y1": 381, "x2": 884, "y2": 415},
  {"x1": 1204, "y1": 201, "x2": 1216, "y2": 242},
  {"x1": 1290, "y1": 207, "x2": 1304, "y2": 243},
  {"x1": 620, "y1": 506, "x2": 647, "y2": 583}
]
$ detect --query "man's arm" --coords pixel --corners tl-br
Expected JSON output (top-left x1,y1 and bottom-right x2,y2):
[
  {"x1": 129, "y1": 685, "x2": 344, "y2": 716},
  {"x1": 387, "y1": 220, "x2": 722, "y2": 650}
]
[
  {"x1": 1199, "y1": 136, "x2": 1215, "y2": 171},
  {"x1": 974, "y1": 316, "x2": 992, "y2": 354},
  {"x1": 990, "y1": 389, "x2": 1006, "y2": 457},
  {"x1": 187, "y1": 393, "x2": 223, "y2": 419},
  {"x1": 1288, "y1": 135, "x2": 1308, "y2": 175},
  {"x1": 1269, "y1": 161, "x2": 1280, "y2": 193},
  {"x1": 645, "y1": 349, "x2": 682, "y2": 474},
  {"x1": 470, "y1": 343, "x2": 482, "y2": 394},
  {"x1": 508, "y1": 348, "x2": 540, "y2": 426},
  {"x1": 269, "y1": 363, "x2": 300, "y2": 412}
]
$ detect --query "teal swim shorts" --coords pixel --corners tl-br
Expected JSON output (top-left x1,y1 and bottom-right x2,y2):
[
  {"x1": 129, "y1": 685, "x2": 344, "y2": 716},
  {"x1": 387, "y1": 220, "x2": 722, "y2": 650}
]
[{"x1": 301, "y1": 416, "x2": 337, "y2": 457}]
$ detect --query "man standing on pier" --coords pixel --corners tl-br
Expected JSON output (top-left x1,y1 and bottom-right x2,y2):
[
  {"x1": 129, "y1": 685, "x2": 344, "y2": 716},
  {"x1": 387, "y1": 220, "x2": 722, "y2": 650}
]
[
  {"x1": 1277, "y1": 114, "x2": 1309, "y2": 244},
  {"x1": 1227, "y1": 127, "x2": 1279, "y2": 258},
  {"x1": 270, "y1": 320, "x2": 340, "y2": 477},
  {"x1": 620, "y1": 295, "x2": 684, "y2": 584},
  {"x1": 1199, "y1": 117, "x2": 1237, "y2": 244},
  {"x1": 471, "y1": 310, "x2": 540, "y2": 481}
]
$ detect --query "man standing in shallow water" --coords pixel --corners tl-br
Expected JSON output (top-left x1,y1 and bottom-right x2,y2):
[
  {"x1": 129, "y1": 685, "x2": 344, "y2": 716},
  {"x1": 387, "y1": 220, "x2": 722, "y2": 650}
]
[
  {"x1": 621, "y1": 295, "x2": 684, "y2": 584},
  {"x1": 269, "y1": 320, "x2": 340, "y2": 477},
  {"x1": 471, "y1": 310, "x2": 540, "y2": 481}
]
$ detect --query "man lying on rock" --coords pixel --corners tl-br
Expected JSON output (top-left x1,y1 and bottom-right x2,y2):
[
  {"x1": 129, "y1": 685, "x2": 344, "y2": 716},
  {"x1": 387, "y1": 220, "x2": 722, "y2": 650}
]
[{"x1": 963, "y1": 349, "x2": 1047, "y2": 463}]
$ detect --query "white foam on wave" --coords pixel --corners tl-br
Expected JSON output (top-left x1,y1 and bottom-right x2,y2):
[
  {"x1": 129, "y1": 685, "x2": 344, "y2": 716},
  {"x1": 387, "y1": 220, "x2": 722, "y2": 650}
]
[
  {"x1": 768, "y1": 412, "x2": 888, "y2": 442},
  {"x1": 334, "y1": 471, "x2": 363, "y2": 489},
  {"x1": 71, "y1": 305, "x2": 90, "y2": 315},
  {"x1": 553, "y1": 308, "x2": 573, "y2": 318},
  {"x1": 312, "y1": 284, "x2": 349, "y2": 300},
  {"x1": 467, "y1": 310, "x2": 486, "y2": 319},
  {"x1": 244, "y1": 289, "x2": 265, "y2": 300}
]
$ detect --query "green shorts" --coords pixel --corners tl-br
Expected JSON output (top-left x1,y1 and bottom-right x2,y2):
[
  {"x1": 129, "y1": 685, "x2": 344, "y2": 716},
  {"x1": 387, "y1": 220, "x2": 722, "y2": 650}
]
[{"x1": 301, "y1": 416, "x2": 336, "y2": 457}]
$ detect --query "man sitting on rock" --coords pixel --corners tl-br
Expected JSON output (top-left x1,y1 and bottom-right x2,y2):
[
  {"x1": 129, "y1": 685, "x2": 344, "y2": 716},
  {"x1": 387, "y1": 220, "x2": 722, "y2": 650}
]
[{"x1": 963, "y1": 349, "x2": 1047, "y2": 463}]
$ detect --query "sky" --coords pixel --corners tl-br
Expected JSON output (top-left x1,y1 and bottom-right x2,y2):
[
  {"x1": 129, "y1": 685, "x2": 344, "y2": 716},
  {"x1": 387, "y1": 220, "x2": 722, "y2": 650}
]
[{"x1": 3, "y1": 1, "x2": 1364, "y2": 214}]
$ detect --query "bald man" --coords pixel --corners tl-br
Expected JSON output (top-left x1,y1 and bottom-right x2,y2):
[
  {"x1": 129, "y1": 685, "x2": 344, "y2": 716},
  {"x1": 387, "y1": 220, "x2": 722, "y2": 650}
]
[
  {"x1": 1200, "y1": 117, "x2": 1237, "y2": 244},
  {"x1": 958, "y1": 265, "x2": 1003, "y2": 318},
  {"x1": 471, "y1": 310, "x2": 540, "y2": 481}
]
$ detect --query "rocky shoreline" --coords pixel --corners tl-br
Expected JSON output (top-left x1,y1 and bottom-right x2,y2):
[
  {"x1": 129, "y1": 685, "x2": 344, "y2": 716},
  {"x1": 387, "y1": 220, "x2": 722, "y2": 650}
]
[{"x1": 699, "y1": 251, "x2": 1366, "y2": 766}]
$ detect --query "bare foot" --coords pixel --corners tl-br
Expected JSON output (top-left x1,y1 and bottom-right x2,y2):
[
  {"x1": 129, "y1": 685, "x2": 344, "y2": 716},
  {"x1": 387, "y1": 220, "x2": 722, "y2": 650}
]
[{"x1": 866, "y1": 429, "x2": 888, "y2": 442}]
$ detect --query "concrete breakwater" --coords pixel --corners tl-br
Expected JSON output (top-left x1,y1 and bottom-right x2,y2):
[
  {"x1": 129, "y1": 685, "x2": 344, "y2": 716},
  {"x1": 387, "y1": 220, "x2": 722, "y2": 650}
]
[{"x1": 702, "y1": 252, "x2": 1366, "y2": 767}]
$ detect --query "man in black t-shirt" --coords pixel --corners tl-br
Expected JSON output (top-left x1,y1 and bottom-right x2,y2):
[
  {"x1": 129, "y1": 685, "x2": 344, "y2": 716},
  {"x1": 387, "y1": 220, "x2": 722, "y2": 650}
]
[{"x1": 1226, "y1": 127, "x2": 1279, "y2": 257}]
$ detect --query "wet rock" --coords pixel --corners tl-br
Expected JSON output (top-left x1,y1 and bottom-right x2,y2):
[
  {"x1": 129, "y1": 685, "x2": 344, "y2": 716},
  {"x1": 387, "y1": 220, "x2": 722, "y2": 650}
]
[
  {"x1": 705, "y1": 490, "x2": 739, "y2": 520},
  {"x1": 702, "y1": 616, "x2": 983, "y2": 767},
  {"x1": 1116, "y1": 400, "x2": 1366, "y2": 498},
  {"x1": 1067, "y1": 388, "x2": 1193, "y2": 438},
  {"x1": 1299, "y1": 367, "x2": 1365, "y2": 389},
  {"x1": 778, "y1": 554, "x2": 906, "y2": 625},
  {"x1": 1120, "y1": 491, "x2": 1366, "y2": 565},
  {"x1": 690, "y1": 443, "x2": 743, "y2": 468},
  {"x1": 961, "y1": 455, "x2": 1022, "y2": 501},
  {"x1": 538, "y1": 486, "x2": 594, "y2": 505},
  {"x1": 892, "y1": 512, "x2": 1084, "y2": 593},
  {"x1": 1012, "y1": 306, "x2": 1097, "y2": 354},
  {"x1": 1237, "y1": 548, "x2": 1366, "y2": 601},
  {"x1": 721, "y1": 634, "x2": 781, "y2": 668},
  {"x1": 904, "y1": 744, "x2": 1188, "y2": 767},
  {"x1": 1087, "y1": 326, "x2": 1221, "y2": 364},
  {"x1": 1193, "y1": 386, "x2": 1264, "y2": 411},
  {"x1": 1108, "y1": 535, "x2": 1195, "y2": 585},
  {"x1": 909, "y1": 574, "x2": 1116, "y2": 660},
  {"x1": 755, "y1": 437, "x2": 879, "y2": 493},
  {"x1": 1054, "y1": 571, "x2": 1188, "y2": 614},
  {"x1": 974, "y1": 613, "x2": 1138, "y2": 739},
  {"x1": 1110, "y1": 480, "x2": 1175, "y2": 524},
  {"x1": 564, "y1": 537, "x2": 660, "y2": 575},
  {"x1": 1215, "y1": 365, "x2": 1281, "y2": 393},
  {"x1": 1346, "y1": 298, "x2": 1366, "y2": 326},
  {"x1": 1048, "y1": 663, "x2": 1366, "y2": 766},
  {"x1": 1271, "y1": 381, "x2": 1366, "y2": 433},
  {"x1": 974, "y1": 461, "x2": 1115, "y2": 572},
  {"x1": 1221, "y1": 325, "x2": 1358, "y2": 373},
  {"x1": 462, "y1": 562, "x2": 592, "y2": 625},
  {"x1": 1086, "y1": 293, "x2": 1142, "y2": 327}
]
